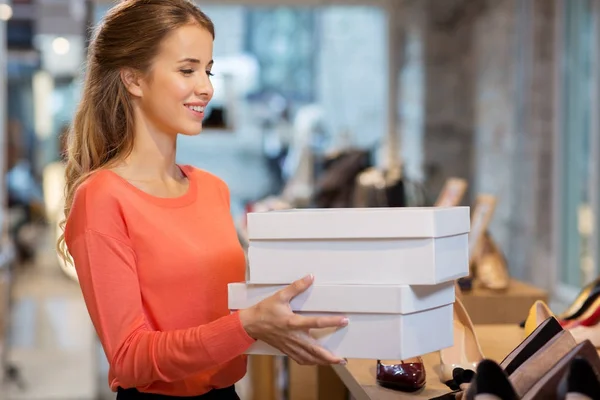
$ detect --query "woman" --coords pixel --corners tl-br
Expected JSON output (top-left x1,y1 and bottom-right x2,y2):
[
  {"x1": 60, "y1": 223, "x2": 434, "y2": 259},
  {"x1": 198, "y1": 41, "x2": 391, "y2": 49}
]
[{"x1": 58, "y1": 1, "x2": 348, "y2": 399}]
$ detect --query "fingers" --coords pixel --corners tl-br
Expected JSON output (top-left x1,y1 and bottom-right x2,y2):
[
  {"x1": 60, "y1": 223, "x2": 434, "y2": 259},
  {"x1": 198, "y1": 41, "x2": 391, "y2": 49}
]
[
  {"x1": 307, "y1": 344, "x2": 346, "y2": 365},
  {"x1": 297, "y1": 336, "x2": 346, "y2": 365},
  {"x1": 288, "y1": 314, "x2": 349, "y2": 330},
  {"x1": 282, "y1": 345, "x2": 320, "y2": 366},
  {"x1": 283, "y1": 340, "x2": 344, "y2": 366},
  {"x1": 277, "y1": 274, "x2": 314, "y2": 303}
]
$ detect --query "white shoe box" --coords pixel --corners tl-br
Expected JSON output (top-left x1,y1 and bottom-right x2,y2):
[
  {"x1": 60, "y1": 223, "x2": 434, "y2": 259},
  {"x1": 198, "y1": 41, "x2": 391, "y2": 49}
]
[
  {"x1": 228, "y1": 282, "x2": 455, "y2": 359},
  {"x1": 246, "y1": 207, "x2": 470, "y2": 285}
]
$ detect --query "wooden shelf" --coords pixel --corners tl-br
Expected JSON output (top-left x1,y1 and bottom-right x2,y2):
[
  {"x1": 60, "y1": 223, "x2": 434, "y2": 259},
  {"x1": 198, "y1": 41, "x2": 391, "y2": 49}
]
[{"x1": 334, "y1": 324, "x2": 526, "y2": 400}]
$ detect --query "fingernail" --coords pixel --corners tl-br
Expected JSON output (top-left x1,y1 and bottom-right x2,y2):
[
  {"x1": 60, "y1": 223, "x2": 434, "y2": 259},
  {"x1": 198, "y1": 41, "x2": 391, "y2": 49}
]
[
  {"x1": 304, "y1": 274, "x2": 313, "y2": 282},
  {"x1": 340, "y1": 318, "x2": 349, "y2": 326},
  {"x1": 339, "y1": 360, "x2": 347, "y2": 365}
]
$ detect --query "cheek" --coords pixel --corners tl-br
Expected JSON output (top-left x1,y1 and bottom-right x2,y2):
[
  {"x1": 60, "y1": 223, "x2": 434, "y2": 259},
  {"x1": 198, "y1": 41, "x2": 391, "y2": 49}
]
[
  {"x1": 172, "y1": 79, "x2": 196, "y2": 101},
  {"x1": 154, "y1": 76, "x2": 194, "y2": 102}
]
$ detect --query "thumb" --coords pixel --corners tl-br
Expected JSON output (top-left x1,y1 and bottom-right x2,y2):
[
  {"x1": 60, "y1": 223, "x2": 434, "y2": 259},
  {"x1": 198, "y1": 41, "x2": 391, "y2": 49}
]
[{"x1": 278, "y1": 274, "x2": 313, "y2": 303}]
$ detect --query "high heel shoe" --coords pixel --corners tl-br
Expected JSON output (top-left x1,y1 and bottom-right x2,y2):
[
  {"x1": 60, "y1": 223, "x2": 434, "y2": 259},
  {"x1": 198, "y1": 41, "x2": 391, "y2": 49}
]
[
  {"x1": 501, "y1": 316, "x2": 563, "y2": 375},
  {"x1": 521, "y1": 340, "x2": 600, "y2": 399},
  {"x1": 439, "y1": 296, "x2": 484, "y2": 384},
  {"x1": 465, "y1": 359, "x2": 518, "y2": 400},
  {"x1": 433, "y1": 317, "x2": 564, "y2": 400},
  {"x1": 564, "y1": 295, "x2": 600, "y2": 329},
  {"x1": 376, "y1": 358, "x2": 426, "y2": 392},
  {"x1": 507, "y1": 330, "x2": 576, "y2": 397},
  {"x1": 557, "y1": 356, "x2": 600, "y2": 400},
  {"x1": 559, "y1": 277, "x2": 600, "y2": 321},
  {"x1": 568, "y1": 323, "x2": 600, "y2": 347},
  {"x1": 523, "y1": 300, "x2": 555, "y2": 337},
  {"x1": 475, "y1": 233, "x2": 510, "y2": 291}
]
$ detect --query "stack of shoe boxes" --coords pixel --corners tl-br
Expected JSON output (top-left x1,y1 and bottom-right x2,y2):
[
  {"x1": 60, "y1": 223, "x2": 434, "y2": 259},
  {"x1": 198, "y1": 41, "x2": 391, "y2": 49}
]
[{"x1": 228, "y1": 207, "x2": 470, "y2": 360}]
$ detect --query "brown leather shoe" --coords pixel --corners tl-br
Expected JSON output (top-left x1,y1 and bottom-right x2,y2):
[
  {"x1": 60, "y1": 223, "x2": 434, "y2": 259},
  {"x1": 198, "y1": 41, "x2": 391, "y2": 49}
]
[{"x1": 376, "y1": 358, "x2": 426, "y2": 392}]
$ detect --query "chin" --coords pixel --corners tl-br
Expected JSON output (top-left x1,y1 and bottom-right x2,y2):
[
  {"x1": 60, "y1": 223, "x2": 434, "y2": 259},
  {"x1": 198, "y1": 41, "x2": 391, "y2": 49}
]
[{"x1": 179, "y1": 124, "x2": 204, "y2": 136}]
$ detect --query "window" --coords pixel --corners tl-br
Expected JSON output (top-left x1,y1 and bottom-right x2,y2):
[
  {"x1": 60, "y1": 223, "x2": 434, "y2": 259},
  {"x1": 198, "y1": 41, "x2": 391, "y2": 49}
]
[{"x1": 559, "y1": 0, "x2": 596, "y2": 287}]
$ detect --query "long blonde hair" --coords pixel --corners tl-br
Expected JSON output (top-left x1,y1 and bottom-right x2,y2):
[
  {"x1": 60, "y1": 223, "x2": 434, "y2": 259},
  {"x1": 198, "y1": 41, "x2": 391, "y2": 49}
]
[{"x1": 57, "y1": 0, "x2": 215, "y2": 263}]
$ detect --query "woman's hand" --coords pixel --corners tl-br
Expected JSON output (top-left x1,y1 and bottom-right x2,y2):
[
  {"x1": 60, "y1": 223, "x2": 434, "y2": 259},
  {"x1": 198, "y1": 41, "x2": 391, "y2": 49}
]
[{"x1": 238, "y1": 274, "x2": 348, "y2": 366}]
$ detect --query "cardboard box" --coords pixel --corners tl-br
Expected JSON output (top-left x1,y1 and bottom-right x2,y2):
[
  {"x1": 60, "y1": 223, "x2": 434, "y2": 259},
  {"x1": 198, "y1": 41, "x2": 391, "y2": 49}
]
[
  {"x1": 460, "y1": 279, "x2": 548, "y2": 324},
  {"x1": 247, "y1": 207, "x2": 470, "y2": 285},
  {"x1": 228, "y1": 282, "x2": 455, "y2": 359}
]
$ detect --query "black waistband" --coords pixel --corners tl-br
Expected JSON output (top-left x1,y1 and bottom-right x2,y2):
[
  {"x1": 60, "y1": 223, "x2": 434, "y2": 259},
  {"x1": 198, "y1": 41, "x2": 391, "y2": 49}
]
[{"x1": 116, "y1": 385, "x2": 238, "y2": 400}]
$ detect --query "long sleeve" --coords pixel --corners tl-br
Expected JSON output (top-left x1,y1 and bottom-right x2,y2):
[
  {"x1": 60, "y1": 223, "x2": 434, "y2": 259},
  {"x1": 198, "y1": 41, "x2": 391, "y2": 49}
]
[{"x1": 68, "y1": 229, "x2": 255, "y2": 388}]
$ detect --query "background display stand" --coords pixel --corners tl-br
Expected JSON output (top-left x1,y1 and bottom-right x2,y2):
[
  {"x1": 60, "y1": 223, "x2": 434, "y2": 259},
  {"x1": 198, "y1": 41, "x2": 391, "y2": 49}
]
[
  {"x1": 460, "y1": 194, "x2": 548, "y2": 323},
  {"x1": 469, "y1": 194, "x2": 498, "y2": 264},
  {"x1": 460, "y1": 279, "x2": 548, "y2": 324},
  {"x1": 434, "y1": 177, "x2": 468, "y2": 207}
]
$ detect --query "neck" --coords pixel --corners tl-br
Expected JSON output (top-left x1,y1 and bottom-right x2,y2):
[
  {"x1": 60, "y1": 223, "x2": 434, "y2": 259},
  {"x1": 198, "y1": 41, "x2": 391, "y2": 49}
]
[{"x1": 124, "y1": 112, "x2": 180, "y2": 181}]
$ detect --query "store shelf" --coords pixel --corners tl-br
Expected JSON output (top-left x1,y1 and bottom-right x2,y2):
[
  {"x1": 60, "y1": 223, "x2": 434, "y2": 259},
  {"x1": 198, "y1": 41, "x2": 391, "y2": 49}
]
[{"x1": 333, "y1": 324, "x2": 525, "y2": 400}]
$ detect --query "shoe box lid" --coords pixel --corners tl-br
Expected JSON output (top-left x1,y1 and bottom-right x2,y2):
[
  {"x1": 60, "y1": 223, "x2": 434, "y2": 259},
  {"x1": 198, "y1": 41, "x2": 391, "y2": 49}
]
[{"x1": 246, "y1": 207, "x2": 470, "y2": 240}]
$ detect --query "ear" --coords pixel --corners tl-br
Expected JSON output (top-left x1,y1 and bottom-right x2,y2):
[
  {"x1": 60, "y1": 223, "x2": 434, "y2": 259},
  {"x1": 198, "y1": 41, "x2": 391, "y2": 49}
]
[{"x1": 120, "y1": 68, "x2": 144, "y2": 98}]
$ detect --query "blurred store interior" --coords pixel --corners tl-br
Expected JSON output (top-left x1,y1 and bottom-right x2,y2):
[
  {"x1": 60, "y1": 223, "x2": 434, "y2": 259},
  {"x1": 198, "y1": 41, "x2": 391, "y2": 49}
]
[{"x1": 0, "y1": 0, "x2": 599, "y2": 399}]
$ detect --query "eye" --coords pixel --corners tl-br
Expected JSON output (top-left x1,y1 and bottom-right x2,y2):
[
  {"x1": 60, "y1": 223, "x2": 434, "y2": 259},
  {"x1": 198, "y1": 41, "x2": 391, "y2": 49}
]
[
  {"x1": 180, "y1": 69, "x2": 194, "y2": 76},
  {"x1": 206, "y1": 71, "x2": 214, "y2": 77}
]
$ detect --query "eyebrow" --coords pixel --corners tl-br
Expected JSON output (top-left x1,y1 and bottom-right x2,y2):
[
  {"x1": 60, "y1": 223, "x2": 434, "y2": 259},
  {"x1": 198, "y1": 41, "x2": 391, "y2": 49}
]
[{"x1": 178, "y1": 58, "x2": 214, "y2": 67}]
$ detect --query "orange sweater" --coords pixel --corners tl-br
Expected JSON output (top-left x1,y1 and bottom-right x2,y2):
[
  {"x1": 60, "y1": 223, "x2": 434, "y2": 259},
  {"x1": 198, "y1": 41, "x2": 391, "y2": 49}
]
[{"x1": 64, "y1": 165, "x2": 255, "y2": 396}]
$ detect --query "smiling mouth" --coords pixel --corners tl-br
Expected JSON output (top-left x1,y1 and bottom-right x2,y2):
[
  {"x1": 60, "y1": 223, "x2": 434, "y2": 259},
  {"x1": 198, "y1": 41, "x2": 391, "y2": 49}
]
[{"x1": 185, "y1": 105, "x2": 205, "y2": 113}]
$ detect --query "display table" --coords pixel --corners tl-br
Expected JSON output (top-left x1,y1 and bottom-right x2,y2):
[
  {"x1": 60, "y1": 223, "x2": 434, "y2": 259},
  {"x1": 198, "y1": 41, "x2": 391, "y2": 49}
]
[
  {"x1": 332, "y1": 325, "x2": 525, "y2": 400},
  {"x1": 460, "y1": 279, "x2": 548, "y2": 324}
]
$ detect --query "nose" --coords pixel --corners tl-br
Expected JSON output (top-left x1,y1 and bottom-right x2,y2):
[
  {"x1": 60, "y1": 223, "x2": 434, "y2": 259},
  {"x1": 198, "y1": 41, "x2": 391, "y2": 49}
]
[{"x1": 194, "y1": 72, "x2": 214, "y2": 100}]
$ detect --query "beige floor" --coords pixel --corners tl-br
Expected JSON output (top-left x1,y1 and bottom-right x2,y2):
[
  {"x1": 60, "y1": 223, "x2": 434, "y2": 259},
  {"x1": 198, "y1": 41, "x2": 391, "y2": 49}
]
[{"x1": 0, "y1": 228, "x2": 100, "y2": 400}]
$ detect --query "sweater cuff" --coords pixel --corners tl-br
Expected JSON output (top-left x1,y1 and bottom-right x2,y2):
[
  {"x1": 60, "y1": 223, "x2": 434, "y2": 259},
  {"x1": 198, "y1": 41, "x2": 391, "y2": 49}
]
[
  {"x1": 232, "y1": 310, "x2": 257, "y2": 345},
  {"x1": 200, "y1": 312, "x2": 256, "y2": 364}
]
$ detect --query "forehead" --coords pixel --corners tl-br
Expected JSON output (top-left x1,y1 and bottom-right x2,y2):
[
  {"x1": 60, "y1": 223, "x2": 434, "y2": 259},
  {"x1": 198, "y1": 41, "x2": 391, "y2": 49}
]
[{"x1": 157, "y1": 24, "x2": 213, "y2": 62}]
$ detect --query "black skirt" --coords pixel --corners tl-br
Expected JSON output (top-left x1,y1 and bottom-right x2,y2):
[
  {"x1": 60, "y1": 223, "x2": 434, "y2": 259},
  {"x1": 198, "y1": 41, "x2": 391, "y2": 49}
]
[{"x1": 116, "y1": 386, "x2": 239, "y2": 400}]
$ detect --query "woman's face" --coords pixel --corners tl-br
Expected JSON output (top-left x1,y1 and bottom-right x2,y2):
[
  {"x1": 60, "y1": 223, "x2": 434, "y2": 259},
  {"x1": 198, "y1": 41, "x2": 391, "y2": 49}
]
[{"x1": 135, "y1": 23, "x2": 214, "y2": 137}]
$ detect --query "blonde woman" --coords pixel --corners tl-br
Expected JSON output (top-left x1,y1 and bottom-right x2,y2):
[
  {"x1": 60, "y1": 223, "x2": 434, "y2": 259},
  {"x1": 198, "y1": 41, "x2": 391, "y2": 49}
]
[{"x1": 58, "y1": 1, "x2": 347, "y2": 399}]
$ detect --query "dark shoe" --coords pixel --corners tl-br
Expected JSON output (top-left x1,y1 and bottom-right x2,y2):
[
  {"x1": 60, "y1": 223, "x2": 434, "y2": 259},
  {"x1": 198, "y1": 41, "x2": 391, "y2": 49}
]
[
  {"x1": 557, "y1": 355, "x2": 600, "y2": 400},
  {"x1": 468, "y1": 329, "x2": 575, "y2": 400},
  {"x1": 376, "y1": 358, "x2": 426, "y2": 392},
  {"x1": 501, "y1": 316, "x2": 563, "y2": 375},
  {"x1": 524, "y1": 340, "x2": 600, "y2": 400},
  {"x1": 443, "y1": 317, "x2": 565, "y2": 400},
  {"x1": 508, "y1": 330, "x2": 576, "y2": 397},
  {"x1": 457, "y1": 277, "x2": 473, "y2": 292},
  {"x1": 466, "y1": 359, "x2": 518, "y2": 400}
]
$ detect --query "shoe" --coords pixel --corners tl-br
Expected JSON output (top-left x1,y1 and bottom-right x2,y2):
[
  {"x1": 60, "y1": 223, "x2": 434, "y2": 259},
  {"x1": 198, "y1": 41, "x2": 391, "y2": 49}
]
[
  {"x1": 439, "y1": 296, "x2": 484, "y2": 384},
  {"x1": 557, "y1": 356, "x2": 600, "y2": 400},
  {"x1": 521, "y1": 340, "x2": 600, "y2": 399},
  {"x1": 501, "y1": 316, "x2": 564, "y2": 375},
  {"x1": 507, "y1": 330, "x2": 576, "y2": 397},
  {"x1": 569, "y1": 323, "x2": 600, "y2": 347},
  {"x1": 457, "y1": 277, "x2": 474, "y2": 292},
  {"x1": 475, "y1": 234, "x2": 510, "y2": 291},
  {"x1": 523, "y1": 300, "x2": 555, "y2": 337},
  {"x1": 465, "y1": 359, "x2": 518, "y2": 400},
  {"x1": 376, "y1": 358, "x2": 426, "y2": 392},
  {"x1": 559, "y1": 277, "x2": 600, "y2": 321},
  {"x1": 564, "y1": 296, "x2": 600, "y2": 329},
  {"x1": 442, "y1": 317, "x2": 564, "y2": 400}
]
